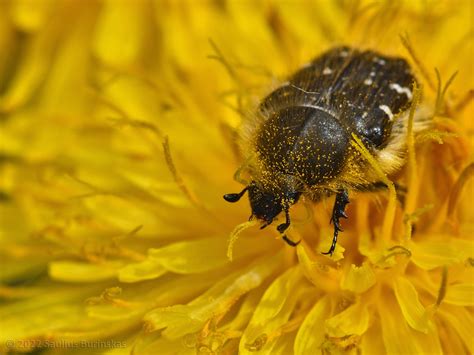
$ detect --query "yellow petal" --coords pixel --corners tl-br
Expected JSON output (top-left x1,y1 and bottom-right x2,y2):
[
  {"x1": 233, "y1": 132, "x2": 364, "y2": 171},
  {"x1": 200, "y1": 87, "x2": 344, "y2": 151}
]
[
  {"x1": 0, "y1": 31, "x2": 53, "y2": 112},
  {"x1": 83, "y1": 195, "x2": 173, "y2": 236},
  {"x1": 131, "y1": 335, "x2": 194, "y2": 355},
  {"x1": 222, "y1": 287, "x2": 264, "y2": 332},
  {"x1": 118, "y1": 259, "x2": 167, "y2": 283},
  {"x1": 144, "y1": 252, "x2": 284, "y2": 339},
  {"x1": 361, "y1": 318, "x2": 385, "y2": 355},
  {"x1": 49, "y1": 261, "x2": 121, "y2": 282},
  {"x1": 269, "y1": 333, "x2": 296, "y2": 355},
  {"x1": 325, "y1": 300, "x2": 369, "y2": 337},
  {"x1": 296, "y1": 243, "x2": 340, "y2": 292},
  {"x1": 438, "y1": 305, "x2": 474, "y2": 353},
  {"x1": 45, "y1": 321, "x2": 137, "y2": 351},
  {"x1": 10, "y1": 0, "x2": 53, "y2": 32},
  {"x1": 340, "y1": 263, "x2": 376, "y2": 294},
  {"x1": 0, "y1": 284, "x2": 104, "y2": 344},
  {"x1": 357, "y1": 232, "x2": 386, "y2": 265},
  {"x1": 0, "y1": 258, "x2": 47, "y2": 284},
  {"x1": 92, "y1": 0, "x2": 147, "y2": 66},
  {"x1": 378, "y1": 292, "x2": 442, "y2": 354},
  {"x1": 378, "y1": 291, "x2": 419, "y2": 354},
  {"x1": 88, "y1": 273, "x2": 217, "y2": 321},
  {"x1": 103, "y1": 343, "x2": 138, "y2": 355},
  {"x1": 294, "y1": 295, "x2": 330, "y2": 355},
  {"x1": 410, "y1": 238, "x2": 473, "y2": 270},
  {"x1": 147, "y1": 236, "x2": 272, "y2": 274},
  {"x1": 145, "y1": 304, "x2": 204, "y2": 338},
  {"x1": 412, "y1": 325, "x2": 443, "y2": 355},
  {"x1": 436, "y1": 313, "x2": 469, "y2": 355},
  {"x1": 239, "y1": 266, "x2": 303, "y2": 354},
  {"x1": 444, "y1": 283, "x2": 474, "y2": 306},
  {"x1": 393, "y1": 277, "x2": 432, "y2": 333}
]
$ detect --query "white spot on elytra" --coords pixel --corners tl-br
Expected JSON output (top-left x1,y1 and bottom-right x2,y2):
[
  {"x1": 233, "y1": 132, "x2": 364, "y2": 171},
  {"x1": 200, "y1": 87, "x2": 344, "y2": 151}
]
[
  {"x1": 373, "y1": 57, "x2": 386, "y2": 65},
  {"x1": 323, "y1": 67, "x2": 333, "y2": 75},
  {"x1": 389, "y1": 83, "x2": 413, "y2": 99},
  {"x1": 370, "y1": 71, "x2": 376, "y2": 77},
  {"x1": 340, "y1": 50, "x2": 349, "y2": 57},
  {"x1": 379, "y1": 105, "x2": 394, "y2": 121},
  {"x1": 362, "y1": 111, "x2": 368, "y2": 118},
  {"x1": 364, "y1": 78, "x2": 373, "y2": 85}
]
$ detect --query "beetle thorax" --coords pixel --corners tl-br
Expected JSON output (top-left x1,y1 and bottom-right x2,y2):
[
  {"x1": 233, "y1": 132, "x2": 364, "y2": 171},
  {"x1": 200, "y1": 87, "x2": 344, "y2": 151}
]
[{"x1": 254, "y1": 106, "x2": 350, "y2": 187}]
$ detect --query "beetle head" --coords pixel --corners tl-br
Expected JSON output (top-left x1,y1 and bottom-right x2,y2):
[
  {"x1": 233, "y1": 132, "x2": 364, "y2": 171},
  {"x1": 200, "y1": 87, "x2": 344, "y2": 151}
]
[{"x1": 224, "y1": 181, "x2": 300, "y2": 228}]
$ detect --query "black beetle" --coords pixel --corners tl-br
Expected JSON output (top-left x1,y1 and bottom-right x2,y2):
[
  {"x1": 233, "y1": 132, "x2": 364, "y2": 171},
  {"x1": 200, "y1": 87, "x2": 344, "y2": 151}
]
[{"x1": 224, "y1": 46, "x2": 419, "y2": 255}]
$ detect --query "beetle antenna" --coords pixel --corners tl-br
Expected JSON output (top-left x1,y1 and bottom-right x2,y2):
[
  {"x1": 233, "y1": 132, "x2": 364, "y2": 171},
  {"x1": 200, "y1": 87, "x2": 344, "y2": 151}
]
[{"x1": 223, "y1": 186, "x2": 248, "y2": 203}]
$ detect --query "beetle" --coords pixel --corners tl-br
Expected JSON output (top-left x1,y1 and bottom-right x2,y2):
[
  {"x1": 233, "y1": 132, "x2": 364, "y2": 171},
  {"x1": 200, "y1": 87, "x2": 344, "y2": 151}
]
[{"x1": 224, "y1": 46, "x2": 420, "y2": 255}]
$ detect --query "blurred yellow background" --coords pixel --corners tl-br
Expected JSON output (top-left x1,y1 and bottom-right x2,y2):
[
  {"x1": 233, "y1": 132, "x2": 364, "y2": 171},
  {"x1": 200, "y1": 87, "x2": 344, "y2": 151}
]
[{"x1": 0, "y1": 1, "x2": 472, "y2": 354}]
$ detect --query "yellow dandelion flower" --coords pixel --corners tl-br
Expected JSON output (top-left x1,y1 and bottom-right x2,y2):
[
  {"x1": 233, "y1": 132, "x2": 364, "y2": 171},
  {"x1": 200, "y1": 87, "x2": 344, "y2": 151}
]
[{"x1": 0, "y1": 1, "x2": 473, "y2": 354}]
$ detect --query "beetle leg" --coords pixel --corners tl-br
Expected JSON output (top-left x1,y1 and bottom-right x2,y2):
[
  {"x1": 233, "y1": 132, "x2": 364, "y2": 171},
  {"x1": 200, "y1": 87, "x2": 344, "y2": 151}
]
[
  {"x1": 277, "y1": 209, "x2": 291, "y2": 233},
  {"x1": 260, "y1": 220, "x2": 273, "y2": 230},
  {"x1": 282, "y1": 235, "x2": 300, "y2": 247},
  {"x1": 277, "y1": 209, "x2": 300, "y2": 247},
  {"x1": 322, "y1": 189, "x2": 349, "y2": 256}
]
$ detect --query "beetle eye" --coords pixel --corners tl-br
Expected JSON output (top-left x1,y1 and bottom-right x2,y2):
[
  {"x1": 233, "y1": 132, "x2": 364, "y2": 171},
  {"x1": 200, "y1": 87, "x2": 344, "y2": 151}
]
[{"x1": 367, "y1": 125, "x2": 384, "y2": 147}]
